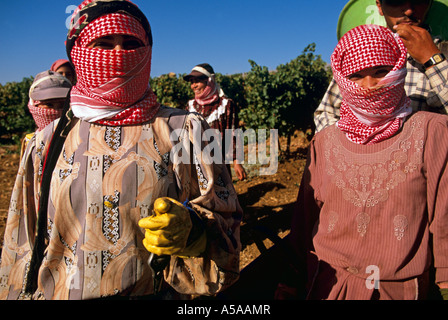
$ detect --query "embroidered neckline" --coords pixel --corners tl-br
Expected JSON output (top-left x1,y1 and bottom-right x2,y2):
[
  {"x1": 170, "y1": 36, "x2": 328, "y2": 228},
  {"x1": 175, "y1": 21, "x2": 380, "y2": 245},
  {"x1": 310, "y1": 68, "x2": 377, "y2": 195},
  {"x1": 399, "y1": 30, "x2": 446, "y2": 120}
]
[{"x1": 322, "y1": 113, "x2": 426, "y2": 238}]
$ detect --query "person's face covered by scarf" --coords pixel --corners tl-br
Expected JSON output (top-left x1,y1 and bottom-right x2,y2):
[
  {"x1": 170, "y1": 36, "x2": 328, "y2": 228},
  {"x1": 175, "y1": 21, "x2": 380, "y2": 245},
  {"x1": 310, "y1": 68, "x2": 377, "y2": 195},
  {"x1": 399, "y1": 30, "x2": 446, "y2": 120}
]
[
  {"x1": 28, "y1": 70, "x2": 72, "y2": 131},
  {"x1": 28, "y1": 98, "x2": 67, "y2": 131},
  {"x1": 68, "y1": 0, "x2": 159, "y2": 126},
  {"x1": 332, "y1": 24, "x2": 412, "y2": 145}
]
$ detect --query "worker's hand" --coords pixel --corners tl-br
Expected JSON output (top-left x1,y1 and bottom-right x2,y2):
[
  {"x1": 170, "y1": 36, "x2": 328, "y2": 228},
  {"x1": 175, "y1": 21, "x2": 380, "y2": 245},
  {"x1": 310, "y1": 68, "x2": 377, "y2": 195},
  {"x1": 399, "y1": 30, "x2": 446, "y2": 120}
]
[
  {"x1": 439, "y1": 282, "x2": 448, "y2": 300},
  {"x1": 233, "y1": 162, "x2": 247, "y2": 181},
  {"x1": 393, "y1": 24, "x2": 440, "y2": 65},
  {"x1": 138, "y1": 197, "x2": 206, "y2": 257}
]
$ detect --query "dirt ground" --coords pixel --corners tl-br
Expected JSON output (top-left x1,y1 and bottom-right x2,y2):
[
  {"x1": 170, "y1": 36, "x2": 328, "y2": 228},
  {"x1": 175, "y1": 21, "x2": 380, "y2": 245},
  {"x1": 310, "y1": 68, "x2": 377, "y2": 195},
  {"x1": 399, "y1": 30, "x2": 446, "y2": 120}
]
[
  {"x1": 0, "y1": 132, "x2": 310, "y2": 271},
  {"x1": 0, "y1": 145, "x2": 20, "y2": 249}
]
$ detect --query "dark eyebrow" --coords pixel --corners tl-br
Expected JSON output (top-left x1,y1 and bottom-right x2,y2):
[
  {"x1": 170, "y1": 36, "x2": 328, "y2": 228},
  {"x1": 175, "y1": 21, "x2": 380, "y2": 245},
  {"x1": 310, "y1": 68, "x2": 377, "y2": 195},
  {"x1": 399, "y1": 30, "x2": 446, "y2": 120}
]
[
  {"x1": 373, "y1": 65, "x2": 393, "y2": 69},
  {"x1": 96, "y1": 35, "x2": 141, "y2": 40},
  {"x1": 96, "y1": 36, "x2": 114, "y2": 41}
]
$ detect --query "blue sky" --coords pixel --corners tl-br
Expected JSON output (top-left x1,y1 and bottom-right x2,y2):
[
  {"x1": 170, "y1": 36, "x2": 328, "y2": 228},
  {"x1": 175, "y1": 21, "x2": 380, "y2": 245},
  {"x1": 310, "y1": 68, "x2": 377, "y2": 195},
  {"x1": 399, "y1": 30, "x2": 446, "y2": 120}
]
[{"x1": 0, "y1": 0, "x2": 347, "y2": 84}]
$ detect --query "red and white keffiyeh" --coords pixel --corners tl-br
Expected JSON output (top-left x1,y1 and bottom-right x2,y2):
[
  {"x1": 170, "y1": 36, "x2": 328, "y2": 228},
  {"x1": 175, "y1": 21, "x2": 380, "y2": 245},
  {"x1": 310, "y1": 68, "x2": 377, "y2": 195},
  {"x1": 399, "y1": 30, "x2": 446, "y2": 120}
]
[
  {"x1": 28, "y1": 100, "x2": 63, "y2": 132},
  {"x1": 69, "y1": 1, "x2": 159, "y2": 126},
  {"x1": 332, "y1": 24, "x2": 412, "y2": 145}
]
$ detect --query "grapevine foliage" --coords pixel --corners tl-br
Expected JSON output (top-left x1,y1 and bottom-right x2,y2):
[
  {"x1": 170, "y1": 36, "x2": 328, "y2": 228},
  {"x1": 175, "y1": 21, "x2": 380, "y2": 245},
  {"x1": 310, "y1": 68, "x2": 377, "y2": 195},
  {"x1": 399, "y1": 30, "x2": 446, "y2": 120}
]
[
  {"x1": 240, "y1": 44, "x2": 331, "y2": 140},
  {"x1": 0, "y1": 77, "x2": 35, "y2": 144}
]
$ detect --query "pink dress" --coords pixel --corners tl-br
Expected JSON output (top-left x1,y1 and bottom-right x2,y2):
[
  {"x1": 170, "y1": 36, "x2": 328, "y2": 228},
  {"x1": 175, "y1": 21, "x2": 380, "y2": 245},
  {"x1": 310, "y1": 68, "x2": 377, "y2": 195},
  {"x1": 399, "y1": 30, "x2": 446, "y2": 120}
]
[{"x1": 291, "y1": 112, "x2": 448, "y2": 300}]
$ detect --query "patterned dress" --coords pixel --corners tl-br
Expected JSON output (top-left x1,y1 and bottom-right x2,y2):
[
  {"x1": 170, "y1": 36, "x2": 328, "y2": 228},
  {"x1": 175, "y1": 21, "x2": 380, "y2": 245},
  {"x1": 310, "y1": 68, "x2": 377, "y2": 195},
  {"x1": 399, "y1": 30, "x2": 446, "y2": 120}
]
[
  {"x1": 291, "y1": 112, "x2": 448, "y2": 300},
  {"x1": 0, "y1": 106, "x2": 242, "y2": 300},
  {"x1": 187, "y1": 96, "x2": 239, "y2": 163}
]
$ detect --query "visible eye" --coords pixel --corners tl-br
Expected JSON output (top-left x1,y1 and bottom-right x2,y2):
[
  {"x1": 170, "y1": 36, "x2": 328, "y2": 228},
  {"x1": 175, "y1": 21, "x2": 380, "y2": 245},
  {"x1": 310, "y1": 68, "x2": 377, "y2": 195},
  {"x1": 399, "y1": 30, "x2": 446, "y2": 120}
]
[
  {"x1": 90, "y1": 40, "x2": 115, "y2": 50},
  {"x1": 373, "y1": 68, "x2": 392, "y2": 78},
  {"x1": 38, "y1": 99, "x2": 65, "y2": 110},
  {"x1": 348, "y1": 73, "x2": 362, "y2": 81},
  {"x1": 87, "y1": 36, "x2": 145, "y2": 50},
  {"x1": 122, "y1": 38, "x2": 144, "y2": 50}
]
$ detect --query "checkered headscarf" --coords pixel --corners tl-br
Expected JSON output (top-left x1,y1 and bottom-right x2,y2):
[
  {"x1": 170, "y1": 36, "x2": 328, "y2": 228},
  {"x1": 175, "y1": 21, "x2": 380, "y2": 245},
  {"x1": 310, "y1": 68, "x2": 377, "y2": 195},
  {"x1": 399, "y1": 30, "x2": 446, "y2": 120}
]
[
  {"x1": 332, "y1": 25, "x2": 412, "y2": 145},
  {"x1": 68, "y1": 0, "x2": 159, "y2": 126},
  {"x1": 28, "y1": 100, "x2": 63, "y2": 132}
]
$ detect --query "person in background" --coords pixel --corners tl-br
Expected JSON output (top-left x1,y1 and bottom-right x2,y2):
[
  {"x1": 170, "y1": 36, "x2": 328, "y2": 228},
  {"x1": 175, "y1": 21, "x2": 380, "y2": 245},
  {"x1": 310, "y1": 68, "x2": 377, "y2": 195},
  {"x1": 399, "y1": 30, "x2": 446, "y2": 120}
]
[
  {"x1": 290, "y1": 24, "x2": 448, "y2": 300},
  {"x1": 314, "y1": 0, "x2": 448, "y2": 132},
  {"x1": 51, "y1": 59, "x2": 77, "y2": 85},
  {"x1": 21, "y1": 70, "x2": 72, "y2": 154},
  {"x1": 22, "y1": 59, "x2": 74, "y2": 154},
  {"x1": 28, "y1": 70, "x2": 71, "y2": 132},
  {"x1": 184, "y1": 63, "x2": 247, "y2": 181},
  {"x1": 0, "y1": 0, "x2": 242, "y2": 300}
]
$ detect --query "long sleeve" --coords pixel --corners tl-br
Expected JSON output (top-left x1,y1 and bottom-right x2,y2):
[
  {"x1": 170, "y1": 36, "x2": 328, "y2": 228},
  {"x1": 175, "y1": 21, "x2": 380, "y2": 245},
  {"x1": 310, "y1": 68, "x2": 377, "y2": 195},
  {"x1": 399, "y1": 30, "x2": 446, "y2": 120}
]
[
  {"x1": 0, "y1": 122, "x2": 56, "y2": 300},
  {"x1": 425, "y1": 59, "x2": 448, "y2": 113},
  {"x1": 164, "y1": 112, "x2": 242, "y2": 295},
  {"x1": 289, "y1": 138, "x2": 323, "y2": 273},
  {"x1": 292, "y1": 112, "x2": 448, "y2": 299},
  {"x1": 313, "y1": 79, "x2": 342, "y2": 132},
  {"x1": 0, "y1": 141, "x2": 36, "y2": 300},
  {"x1": 425, "y1": 115, "x2": 448, "y2": 284}
]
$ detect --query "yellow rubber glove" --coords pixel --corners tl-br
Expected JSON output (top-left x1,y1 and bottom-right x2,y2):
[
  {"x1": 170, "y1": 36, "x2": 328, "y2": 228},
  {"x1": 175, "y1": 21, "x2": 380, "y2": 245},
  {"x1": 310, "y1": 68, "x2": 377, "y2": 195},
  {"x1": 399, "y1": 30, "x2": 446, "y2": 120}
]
[
  {"x1": 138, "y1": 197, "x2": 206, "y2": 257},
  {"x1": 440, "y1": 288, "x2": 448, "y2": 300}
]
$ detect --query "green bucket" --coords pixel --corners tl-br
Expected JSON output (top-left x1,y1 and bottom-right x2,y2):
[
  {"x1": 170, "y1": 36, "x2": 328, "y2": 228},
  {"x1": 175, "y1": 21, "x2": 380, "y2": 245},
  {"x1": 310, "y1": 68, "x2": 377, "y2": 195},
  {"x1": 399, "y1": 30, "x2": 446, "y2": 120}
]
[
  {"x1": 426, "y1": 0, "x2": 448, "y2": 40},
  {"x1": 337, "y1": 0, "x2": 448, "y2": 40}
]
